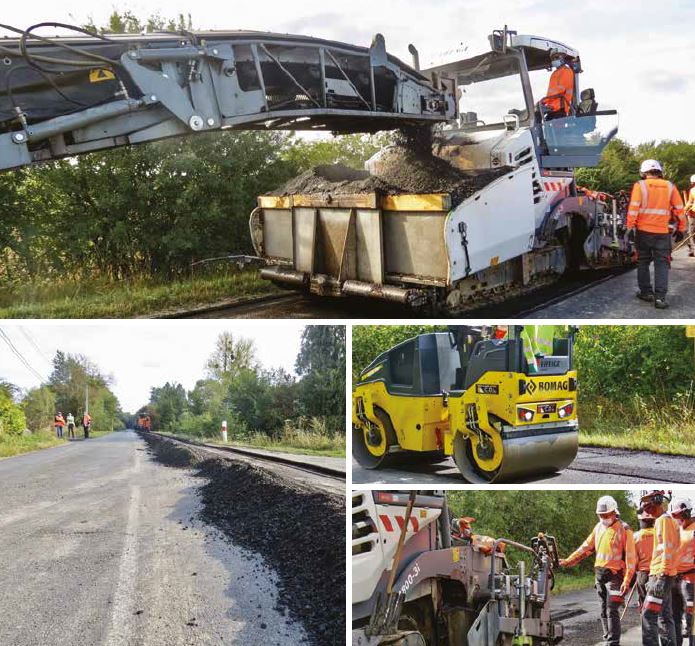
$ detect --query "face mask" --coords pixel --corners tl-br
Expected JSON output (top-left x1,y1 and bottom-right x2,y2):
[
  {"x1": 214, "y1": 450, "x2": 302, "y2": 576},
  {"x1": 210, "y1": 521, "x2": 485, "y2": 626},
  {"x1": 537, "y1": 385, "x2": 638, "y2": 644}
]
[
  {"x1": 551, "y1": 59, "x2": 562, "y2": 69},
  {"x1": 600, "y1": 518, "x2": 613, "y2": 527}
]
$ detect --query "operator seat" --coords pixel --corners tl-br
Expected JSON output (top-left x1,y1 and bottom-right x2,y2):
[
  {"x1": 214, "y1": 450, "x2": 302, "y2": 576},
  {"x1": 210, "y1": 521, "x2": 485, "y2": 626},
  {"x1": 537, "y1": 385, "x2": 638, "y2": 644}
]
[{"x1": 577, "y1": 88, "x2": 597, "y2": 115}]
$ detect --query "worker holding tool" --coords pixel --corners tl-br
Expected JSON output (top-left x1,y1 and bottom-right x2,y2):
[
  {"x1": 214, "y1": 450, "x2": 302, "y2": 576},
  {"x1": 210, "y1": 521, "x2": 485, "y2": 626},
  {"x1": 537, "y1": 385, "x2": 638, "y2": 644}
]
[
  {"x1": 684, "y1": 175, "x2": 695, "y2": 258},
  {"x1": 640, "y1": 490, "x2": 679, "y2": 646},
  {"x1": 541, "y1": 50, "x2": 574, "y2": 119},
  {"x1": 670, "y1": 497, "x2": 695, "y2": 646},
  {"x1": 54, "y1": 412, "x2": 65, "y2": 439},
  {"x1": 627, "y1": 159, "x2": 685, "y2": 309},
  {"x1": 560, "y1": 495, "x2": 636, "y2": 645},
  {"x1": 634, "y1": 508, "x2": 657, "y2": 610}
]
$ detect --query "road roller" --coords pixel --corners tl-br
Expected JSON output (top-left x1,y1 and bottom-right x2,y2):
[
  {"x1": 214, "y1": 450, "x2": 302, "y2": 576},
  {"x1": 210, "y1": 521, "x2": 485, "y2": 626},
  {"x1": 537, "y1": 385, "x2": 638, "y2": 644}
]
[{"x1": 352, "y1": 325, "x2": 579, "y2": 483}]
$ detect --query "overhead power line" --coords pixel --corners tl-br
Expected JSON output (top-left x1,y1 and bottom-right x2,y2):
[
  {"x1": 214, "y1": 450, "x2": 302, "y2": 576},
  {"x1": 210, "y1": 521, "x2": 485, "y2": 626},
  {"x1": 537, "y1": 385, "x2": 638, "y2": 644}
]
[
  {"x1": 18, "y1": 327, "x2": 53, "y2": 366},
  {"x1": 0, "y1": 327, "x2": 46, "y2": 382}
]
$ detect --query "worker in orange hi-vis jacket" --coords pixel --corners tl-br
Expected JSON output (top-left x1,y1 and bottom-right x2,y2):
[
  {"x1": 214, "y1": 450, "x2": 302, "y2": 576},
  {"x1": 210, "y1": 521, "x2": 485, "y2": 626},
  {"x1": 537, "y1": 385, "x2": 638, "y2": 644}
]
[
  {"x1": 560, "y1": 495, "x2": 636, "y2": 645},
  {"x1": 627, "y1": 159, "x2": 685, "y2": 309},
  {"x1": 640, "y1": 490, "x2": 680, "y2": 646},
  {"x1": 669, "y1": 497, "x2": 695, "y2": 646},
  {"x1": 635, "y1": 507, "x2": 657, "y2": 610},
  {"x1": 541, "y1": 50, "x2": 574, "y2": 119},
  {"x1": 684, "y1": 175, "x2": 695, "y2": 258}
]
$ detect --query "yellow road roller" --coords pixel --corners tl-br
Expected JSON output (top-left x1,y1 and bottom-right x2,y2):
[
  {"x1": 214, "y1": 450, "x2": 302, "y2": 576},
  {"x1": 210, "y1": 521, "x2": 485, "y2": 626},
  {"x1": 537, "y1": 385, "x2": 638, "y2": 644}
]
[{"x1": 352, "y1": 325, "x2": 579, "y2": 482}]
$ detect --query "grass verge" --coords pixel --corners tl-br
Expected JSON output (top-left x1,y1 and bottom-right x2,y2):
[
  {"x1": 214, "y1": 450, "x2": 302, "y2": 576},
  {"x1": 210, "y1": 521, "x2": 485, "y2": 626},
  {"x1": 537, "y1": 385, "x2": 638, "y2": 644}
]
[
  {"x1": 579, "y1": 395, "x2": 695, "y2": 456},
  {"x1": 0, "y1": 431, "x2": 65, "y2": 458},
  {"x1": 0, "y1": 429, "x2": 114, "y2": 458},
  {"x1": 162, "y1": 430, "x2": 345, "y2": 458},
  {"x1": 552, "y1": 571, "x2": 596, "y2": 595},
  {"x1": 0, "y1": 269, "x2": 278, "y2": 319}
]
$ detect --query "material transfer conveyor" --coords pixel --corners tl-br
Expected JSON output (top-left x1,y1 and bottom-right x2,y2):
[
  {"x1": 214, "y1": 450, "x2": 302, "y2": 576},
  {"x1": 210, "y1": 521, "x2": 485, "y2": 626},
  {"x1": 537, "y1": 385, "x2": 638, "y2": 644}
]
[{"x1": 0, "y1": 24, "x2": 457, "y2": 170}]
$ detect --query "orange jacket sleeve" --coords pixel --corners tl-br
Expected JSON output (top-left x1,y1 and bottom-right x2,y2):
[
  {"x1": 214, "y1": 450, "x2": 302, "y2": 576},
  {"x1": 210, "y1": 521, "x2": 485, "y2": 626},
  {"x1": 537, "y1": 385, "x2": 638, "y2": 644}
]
[
  {"x1": 627, "y1": 182, "x2": 642, "y2": 229},
  {"x1": 565, "y1": 527, "x2": 596, "y2": 566},
  {"x1": 670, "y1": 184, "x2": 685, "y2": 231},
  {"x1": 623, "y1": 528, "x2": 637, "y2": 586}
]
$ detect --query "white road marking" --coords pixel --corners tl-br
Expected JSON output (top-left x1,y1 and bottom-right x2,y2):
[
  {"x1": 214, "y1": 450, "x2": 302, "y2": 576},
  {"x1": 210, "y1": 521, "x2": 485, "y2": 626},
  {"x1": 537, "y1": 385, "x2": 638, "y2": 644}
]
[{"x1": 105, "y1": 448, "x2": 141, "y2": 646}]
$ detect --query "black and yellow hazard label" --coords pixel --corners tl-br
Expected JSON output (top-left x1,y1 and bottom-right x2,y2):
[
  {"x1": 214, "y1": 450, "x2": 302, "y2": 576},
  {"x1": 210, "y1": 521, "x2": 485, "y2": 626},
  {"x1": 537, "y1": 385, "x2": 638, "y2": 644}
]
[{"x1": 89, "y1": 68, "x2": 116, "y2": 83}]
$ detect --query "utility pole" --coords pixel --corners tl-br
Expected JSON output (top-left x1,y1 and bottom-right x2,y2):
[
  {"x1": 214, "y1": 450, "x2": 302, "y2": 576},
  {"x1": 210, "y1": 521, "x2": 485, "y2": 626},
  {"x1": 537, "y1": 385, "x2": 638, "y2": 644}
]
[{"x1": 85, "y1": 383, "x2": 89, "y2": 415}]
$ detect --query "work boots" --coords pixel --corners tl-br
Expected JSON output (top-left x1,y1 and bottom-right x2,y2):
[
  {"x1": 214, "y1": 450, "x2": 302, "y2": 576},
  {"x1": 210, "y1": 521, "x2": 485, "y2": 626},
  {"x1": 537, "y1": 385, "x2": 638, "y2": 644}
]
[
  {"x1": 655, "y1": 298, "x2": 669, "y2": 309},
  {"x1": 636, "y1": 291, "x2": 654, "y2": 303}
]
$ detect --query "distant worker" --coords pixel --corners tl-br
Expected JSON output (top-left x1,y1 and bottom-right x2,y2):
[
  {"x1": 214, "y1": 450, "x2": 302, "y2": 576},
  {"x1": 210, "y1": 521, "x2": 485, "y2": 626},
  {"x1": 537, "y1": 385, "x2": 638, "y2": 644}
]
[
  {"x1": 670, "y1": 497, "x2": 695, "y2": 646},
  {"x1": 82, "y1": 412, "x2": 91, "y2": 439},
  {"x1": 54, "y1": 412, "x2": 65, "y2": 439},
  {"x1": 66, "y1": 412, "x2": 75, "y2": 440},
  {"x1": 634, "y1": 507, "x2": 657, "y2": 610},
  {"x1": 628, "y1": 159, "x2": 685, "y2": 309},
  {"x1": 541, "y1": 50, "x2": 574, "y2": 119},
  {"x1": 560, "y1": 495, "x2": 636, "y2": 645},
  {"x1": 684, "y1": 174, "x2": 695, "y2": 257},
  {"x1": 640, "y1": 490, "x2": 679, "y2": 646}
]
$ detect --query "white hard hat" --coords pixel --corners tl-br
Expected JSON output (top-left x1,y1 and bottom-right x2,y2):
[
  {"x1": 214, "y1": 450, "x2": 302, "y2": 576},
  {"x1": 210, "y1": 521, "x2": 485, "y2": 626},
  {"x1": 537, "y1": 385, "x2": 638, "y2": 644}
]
[
  {"x1": 596, "y1": 495, "x2": 618, "y2": 514},
  {"x1": 669, "y1": 497, "x2": 693, "y2": 517},
  {"x1": 640, "y1": 159, "x2": 663, "y2": 174},
  {"x1": 690, "y1": 174, "x2": 695, "y2": 184}
]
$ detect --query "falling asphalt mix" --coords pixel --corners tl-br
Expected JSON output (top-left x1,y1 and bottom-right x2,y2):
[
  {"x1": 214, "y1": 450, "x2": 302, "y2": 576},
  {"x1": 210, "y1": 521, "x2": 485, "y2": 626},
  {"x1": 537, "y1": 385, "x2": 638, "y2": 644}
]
[{"x1": 141, "y1": 432, "x2": 346, "y2": 646}]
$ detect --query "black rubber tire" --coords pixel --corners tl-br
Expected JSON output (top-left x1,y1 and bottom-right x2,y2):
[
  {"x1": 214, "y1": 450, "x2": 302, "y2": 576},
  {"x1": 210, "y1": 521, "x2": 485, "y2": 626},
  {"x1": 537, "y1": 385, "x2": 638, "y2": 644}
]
[{"x1": 352, "y1": 406, "x2": 399, "y2": 469}]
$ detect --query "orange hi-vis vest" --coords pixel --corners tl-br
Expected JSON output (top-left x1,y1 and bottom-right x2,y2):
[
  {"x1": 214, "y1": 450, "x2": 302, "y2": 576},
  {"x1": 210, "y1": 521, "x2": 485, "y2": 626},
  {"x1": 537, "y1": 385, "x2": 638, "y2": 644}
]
[
  {"x1": 542, "y1": 65, "x2": 574, "y2": 114},
  {"x1": 685, "y1": 186, "x2": 695, "y2": 216},
  {"x1": 650, "y1": 513, "x2": 680, "y2": 577},
  {"x1": 676, "y1": 522, "x2": 695, "y2": 578},
  {"x1": 627, "y1": 178, "x2": 685, "y2": 234},
  {"x1": 565, "y1": 519, "x2": 636, "y2": 587},
  {"x1": 635, "y1": 527, "x2": 656, "y2": 572}
]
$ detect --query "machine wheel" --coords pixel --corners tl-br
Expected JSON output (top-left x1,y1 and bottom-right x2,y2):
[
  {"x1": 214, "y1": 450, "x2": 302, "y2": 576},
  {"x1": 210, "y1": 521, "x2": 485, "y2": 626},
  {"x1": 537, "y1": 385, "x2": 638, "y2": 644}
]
[
  {"x1": 352, "y1": 407, "x2": 399, "y2": 469},
  {"x1": 452, "y1": 432, "x2": 503, "y2": 484}
]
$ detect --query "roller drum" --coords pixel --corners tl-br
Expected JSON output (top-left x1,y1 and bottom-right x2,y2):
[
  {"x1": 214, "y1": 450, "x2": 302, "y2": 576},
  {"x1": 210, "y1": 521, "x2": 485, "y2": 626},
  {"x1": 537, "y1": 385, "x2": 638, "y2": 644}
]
[{"x1": 453, "y1": 424, "x2": 578, "y2": 483}]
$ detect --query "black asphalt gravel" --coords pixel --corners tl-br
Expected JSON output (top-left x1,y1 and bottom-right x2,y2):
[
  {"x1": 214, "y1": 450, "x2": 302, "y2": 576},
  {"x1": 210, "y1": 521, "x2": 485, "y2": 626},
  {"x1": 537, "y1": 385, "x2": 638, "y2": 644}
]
[{"x1": 142, "y1": 432, "x2": 346, "y2": 646}]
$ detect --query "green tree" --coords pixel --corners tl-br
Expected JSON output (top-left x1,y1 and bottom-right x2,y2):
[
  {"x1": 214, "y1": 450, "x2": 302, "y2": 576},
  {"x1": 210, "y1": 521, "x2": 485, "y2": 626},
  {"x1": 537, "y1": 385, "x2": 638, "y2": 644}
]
[
  {"x1": 149, "y1": 382, "x2": 188, "y2": 430},
  {"x1": 206, "y1": 332, "x2": 257, "y2": 380},
  {"x1": 0, "y1": 387, "x2": 26, "y2": 436},
  {"x1": 296, "y1": 326, "x2": 346, "y2": 429},
  {"x1": 22, "y1": 385, "x2": 56, "y2": 433}
]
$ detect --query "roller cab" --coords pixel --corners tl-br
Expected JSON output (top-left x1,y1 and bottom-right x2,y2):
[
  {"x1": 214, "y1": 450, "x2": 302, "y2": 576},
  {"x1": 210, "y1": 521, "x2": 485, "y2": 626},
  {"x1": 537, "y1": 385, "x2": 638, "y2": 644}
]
[
  {"x1": 352, "y1": 332, "x2": 454, "y2": 468},
  {"x1": 352, "y1": 326, "x2": 578, "y2": 482}
]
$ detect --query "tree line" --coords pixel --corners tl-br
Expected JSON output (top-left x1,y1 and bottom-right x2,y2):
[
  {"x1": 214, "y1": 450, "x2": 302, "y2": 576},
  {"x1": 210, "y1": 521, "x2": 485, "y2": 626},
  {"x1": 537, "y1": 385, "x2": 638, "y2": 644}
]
[
  {"x1": 0, "y1": 351, "x2": 123, "y2": 438},
  {"x1": 448, "y1": 490, "x2": 637, "y2": 578},
  {"x1": 352, "y1": 325, "x2": 694, "y2": 404},
  {"x1": 136, "y1": 326, "x2": 346, "y2": 444}
]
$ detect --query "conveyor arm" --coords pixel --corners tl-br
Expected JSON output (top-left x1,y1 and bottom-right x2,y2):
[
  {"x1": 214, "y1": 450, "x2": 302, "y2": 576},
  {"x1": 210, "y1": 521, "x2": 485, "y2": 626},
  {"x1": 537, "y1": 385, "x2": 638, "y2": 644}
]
[{"x1": 0, "y1": 24, "x2": 457, "y2": 170}]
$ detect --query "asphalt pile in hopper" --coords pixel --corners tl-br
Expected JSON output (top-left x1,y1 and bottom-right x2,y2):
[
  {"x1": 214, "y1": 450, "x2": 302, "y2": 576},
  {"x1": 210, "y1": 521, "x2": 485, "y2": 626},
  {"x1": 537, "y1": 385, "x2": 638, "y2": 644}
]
[
  {"x1": 270, "y1": 126, "x2": 511, "y2": 207},
  {"x1": 141, "y1": 433, "x2": 345, "y2": 646}
]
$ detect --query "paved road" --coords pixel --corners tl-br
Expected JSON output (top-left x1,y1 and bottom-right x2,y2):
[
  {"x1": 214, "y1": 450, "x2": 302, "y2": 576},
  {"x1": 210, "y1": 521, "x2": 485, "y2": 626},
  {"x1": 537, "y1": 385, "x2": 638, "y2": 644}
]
[
  {"x1": 533, "y1": 246, "x2": 695, "y2": 318},
  {"x1": 0, "y1": 431, "x2": 307, "y2": 646},
  {"x1": 553, "y1": 586, "x2": 642, "y2": 646},
  {"x1": 352, "y1": 445, "x2": 695, "y2": 485}
]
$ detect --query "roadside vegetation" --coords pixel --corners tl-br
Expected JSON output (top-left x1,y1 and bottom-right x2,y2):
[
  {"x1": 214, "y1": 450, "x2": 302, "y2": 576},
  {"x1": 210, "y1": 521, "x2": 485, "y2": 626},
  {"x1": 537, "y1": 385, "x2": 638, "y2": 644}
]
[
  {"x1": 0, "y1": 268, "x2": 277, "y2": 319},
  {"x1": 0, "y1": 8, "x2": 388, "y2": 320},
  {"x1": 0, "y1": 354, "x2": 122, "y2": 458},
  {"x1": 135, "y1": 326, "x2": 345, "y2": 457},
  {"x1": 449, "y1": 490, "x2": 637, "y2": 593},
  {"x1": 352, "y1": 325, "x2": 695, "y2": 454},
  {"x1": 575, "y1": 325, "x2": 695, "y2": 455}
]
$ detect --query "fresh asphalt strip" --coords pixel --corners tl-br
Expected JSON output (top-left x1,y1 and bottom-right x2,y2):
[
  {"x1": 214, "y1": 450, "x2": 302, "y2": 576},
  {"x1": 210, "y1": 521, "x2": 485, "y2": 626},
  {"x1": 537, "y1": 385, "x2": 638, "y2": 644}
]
[{"x1": 141, "y1": 432, "x2": 345, "y2": 646}]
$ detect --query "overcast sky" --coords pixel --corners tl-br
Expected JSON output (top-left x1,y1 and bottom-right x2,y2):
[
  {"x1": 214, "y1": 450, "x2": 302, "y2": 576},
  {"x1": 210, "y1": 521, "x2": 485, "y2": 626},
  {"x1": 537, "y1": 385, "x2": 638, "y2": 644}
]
[
  {"x1": 0, "y1": 322, "x2": 306, "y2": 412},
  {"x1": 1, "y1": 0, "x2": 692, "y2": 144}
]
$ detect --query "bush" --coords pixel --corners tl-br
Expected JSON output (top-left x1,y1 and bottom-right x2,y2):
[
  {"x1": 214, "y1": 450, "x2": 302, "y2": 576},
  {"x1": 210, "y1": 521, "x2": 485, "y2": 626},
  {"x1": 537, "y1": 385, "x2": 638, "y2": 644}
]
[{"x1": 0, "y1": 390, "x2": 27, "y2": 436}]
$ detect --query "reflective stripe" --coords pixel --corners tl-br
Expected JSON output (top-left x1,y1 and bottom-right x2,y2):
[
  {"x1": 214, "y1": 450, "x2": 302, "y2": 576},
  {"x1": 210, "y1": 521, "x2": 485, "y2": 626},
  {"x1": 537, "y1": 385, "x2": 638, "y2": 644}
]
[
  {"x1": 641, "y1": 209, "x2": 670, "y2": 215},
  {"x1": 645, "y1": 595, "x2": 663, "y2": 605}
]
